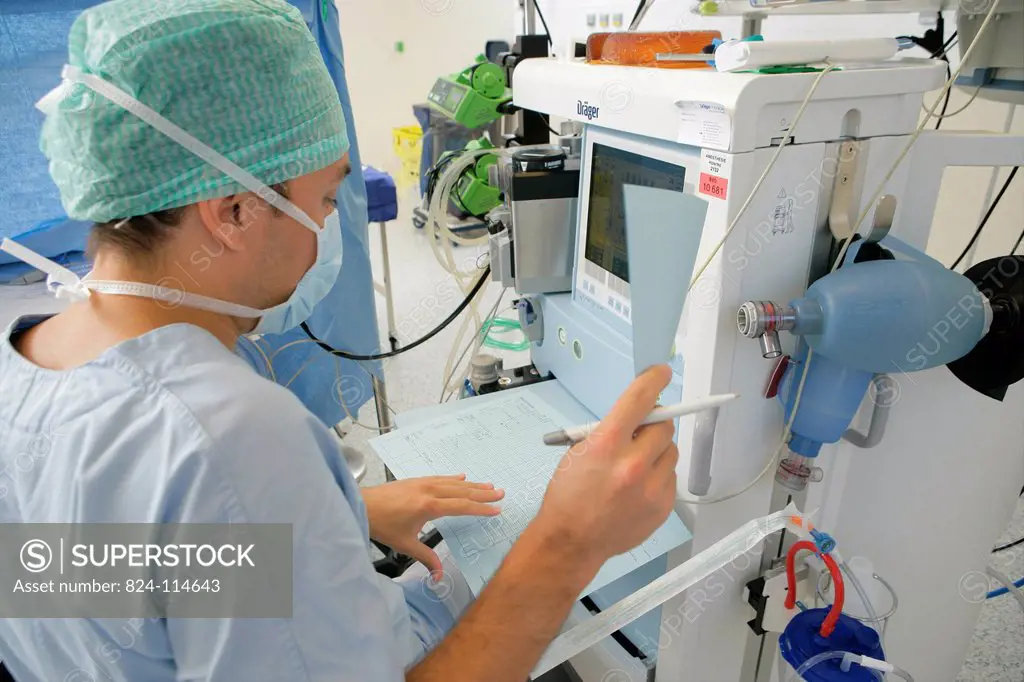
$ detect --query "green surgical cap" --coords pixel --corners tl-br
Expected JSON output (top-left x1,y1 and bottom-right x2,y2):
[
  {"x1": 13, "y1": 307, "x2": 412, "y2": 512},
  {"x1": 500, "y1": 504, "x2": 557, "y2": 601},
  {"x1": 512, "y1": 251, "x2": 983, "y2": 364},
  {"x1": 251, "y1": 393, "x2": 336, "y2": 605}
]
[{"x1": 41, "y1": 0, "x2": 350, "y2": 223}]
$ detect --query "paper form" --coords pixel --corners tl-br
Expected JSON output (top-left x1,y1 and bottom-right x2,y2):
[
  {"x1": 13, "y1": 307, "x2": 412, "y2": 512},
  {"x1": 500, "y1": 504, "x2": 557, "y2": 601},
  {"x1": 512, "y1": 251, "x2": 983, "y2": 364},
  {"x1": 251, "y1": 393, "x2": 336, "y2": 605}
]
[{"x1": 371, "y1": 390, "x2": 693, "y2": 597}]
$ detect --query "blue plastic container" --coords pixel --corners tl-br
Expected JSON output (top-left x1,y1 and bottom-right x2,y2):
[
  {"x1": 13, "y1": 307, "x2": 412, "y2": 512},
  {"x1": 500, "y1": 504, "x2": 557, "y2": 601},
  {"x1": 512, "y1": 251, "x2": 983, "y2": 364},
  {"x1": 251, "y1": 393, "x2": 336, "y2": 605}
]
[
  {"x1": 779, "y1": 609, "x2": 884, "y2": 681},
  {"x1": 790, "y1": 260, "x2": 987, "y2": 374},
  {"x1": 776, "y1": 340, "x2": 874, "y2": 457}
]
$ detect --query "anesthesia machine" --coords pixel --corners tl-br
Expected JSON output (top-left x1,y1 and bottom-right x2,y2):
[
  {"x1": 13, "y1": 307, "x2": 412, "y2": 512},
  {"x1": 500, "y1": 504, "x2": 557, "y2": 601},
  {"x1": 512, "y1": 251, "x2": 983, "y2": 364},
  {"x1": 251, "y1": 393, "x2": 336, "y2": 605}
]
[{"x1": 382, "y1": 2, "x2": 1024, "y2": 680}]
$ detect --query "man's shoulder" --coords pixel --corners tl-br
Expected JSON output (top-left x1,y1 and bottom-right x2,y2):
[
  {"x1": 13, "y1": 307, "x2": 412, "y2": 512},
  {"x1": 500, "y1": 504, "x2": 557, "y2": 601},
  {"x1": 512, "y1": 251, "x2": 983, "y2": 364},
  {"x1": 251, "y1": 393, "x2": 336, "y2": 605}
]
[
  {"x1": 97, "y1": 325, "x2": 332, "y2": 488},
  {"x1": 113, "y1": 323, "x2": 316, "y2": 427}
]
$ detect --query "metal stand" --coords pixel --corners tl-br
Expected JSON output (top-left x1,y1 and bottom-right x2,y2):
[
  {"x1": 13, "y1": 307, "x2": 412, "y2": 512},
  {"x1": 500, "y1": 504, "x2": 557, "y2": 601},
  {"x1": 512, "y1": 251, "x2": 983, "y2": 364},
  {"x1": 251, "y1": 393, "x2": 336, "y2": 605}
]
[
  {"x1": 372, "y1": 373, "x2": 394, "y2": 434},
  {"x1": 372, "y1": 373, "x2": 397, "y2": 482},
  {"x1": 523, "y1": 0, "x2": 536, "y2": 35},
  {"x1": 372, "y1": 221, "x2": 399, "y2": 351}
]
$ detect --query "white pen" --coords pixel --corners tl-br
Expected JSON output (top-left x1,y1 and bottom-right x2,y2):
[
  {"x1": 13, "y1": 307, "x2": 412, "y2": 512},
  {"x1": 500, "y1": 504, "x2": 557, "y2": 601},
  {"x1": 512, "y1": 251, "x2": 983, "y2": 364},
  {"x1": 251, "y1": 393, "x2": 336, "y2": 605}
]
[{"x1": 542, "y1": 393, "x2": 740, "y2": 446}]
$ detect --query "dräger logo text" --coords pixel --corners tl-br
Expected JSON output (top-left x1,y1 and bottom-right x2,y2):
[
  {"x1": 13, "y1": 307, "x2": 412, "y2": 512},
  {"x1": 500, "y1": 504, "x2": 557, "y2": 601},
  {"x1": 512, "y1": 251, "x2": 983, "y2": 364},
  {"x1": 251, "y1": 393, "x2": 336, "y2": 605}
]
[{"x1": 577, "y1": 100, "x2": 600, "y2": 120}]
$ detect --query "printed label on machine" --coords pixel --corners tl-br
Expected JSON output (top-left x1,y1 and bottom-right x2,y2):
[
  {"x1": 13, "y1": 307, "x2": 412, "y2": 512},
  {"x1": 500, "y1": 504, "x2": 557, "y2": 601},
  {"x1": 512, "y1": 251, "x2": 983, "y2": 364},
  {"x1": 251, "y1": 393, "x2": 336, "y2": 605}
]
[
  {"x1": 676, "y1": 101, "x2": 732, "y2": 151},
  {"x1": 698, "y1": 149, "x2": 732, "y2": 200},
  {"x1": 698, "y1": 173, "x2": 728, "y2": 200}
]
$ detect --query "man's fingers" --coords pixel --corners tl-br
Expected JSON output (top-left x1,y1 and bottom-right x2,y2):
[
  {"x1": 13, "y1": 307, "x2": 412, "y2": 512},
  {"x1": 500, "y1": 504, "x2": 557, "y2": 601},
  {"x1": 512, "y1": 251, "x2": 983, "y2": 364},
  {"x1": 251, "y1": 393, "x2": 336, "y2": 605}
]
[
  {"x1": 650, "y1": 440, "x2": 680, "y2": 479},
  {"x1": 423, "y1": 475, "x2": 496, "y2": 490},
  {"x1": 434, "y1": 498, "x2": 503, "y2": 518},
  {"x1": 430, "y1": 479, "x2": 495, "y2": 491},
  {"x1": 427, "y1": 474, "x2": 476, "y2": 484},
  {"x1": 401, "y1": 542, "x2": 443, "y2": 577},
  {"x1": 598, "y1": 365, "x2": 672, "y2": 442},
  {"x1": 649, "y1": 444, "x2": 680, "y2": 513},
  {"x1": 629, "y1": 421, "x2": 677, "y2": 466},
  {"x1": 433, "y1": 485, "x2": 505, "y2": 503}
]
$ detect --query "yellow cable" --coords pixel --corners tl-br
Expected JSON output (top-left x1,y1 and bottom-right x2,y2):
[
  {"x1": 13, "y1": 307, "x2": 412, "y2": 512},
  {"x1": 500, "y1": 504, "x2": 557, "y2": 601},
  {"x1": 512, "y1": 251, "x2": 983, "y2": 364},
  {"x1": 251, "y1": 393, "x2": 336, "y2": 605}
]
[
  {"x1": 245, "y1": 336, "x2": 277, "y2": 383},
  {"x1": 678, "y1": 66, "x2": 835, "y2": 505},
  {"x1": 687, "y1": 64, "x2": 837, "y2": 290},
  {"x1": 922, "y1": 83, "x2": 983, "y2": 120}
]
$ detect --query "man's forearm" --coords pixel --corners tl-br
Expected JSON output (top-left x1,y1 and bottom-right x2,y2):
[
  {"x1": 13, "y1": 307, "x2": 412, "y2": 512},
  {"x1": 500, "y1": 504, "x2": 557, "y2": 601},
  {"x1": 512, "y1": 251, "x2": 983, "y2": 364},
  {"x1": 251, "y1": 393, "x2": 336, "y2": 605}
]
[{"x1": 408, "y1": 523, "x2": 600, "y2": 682}]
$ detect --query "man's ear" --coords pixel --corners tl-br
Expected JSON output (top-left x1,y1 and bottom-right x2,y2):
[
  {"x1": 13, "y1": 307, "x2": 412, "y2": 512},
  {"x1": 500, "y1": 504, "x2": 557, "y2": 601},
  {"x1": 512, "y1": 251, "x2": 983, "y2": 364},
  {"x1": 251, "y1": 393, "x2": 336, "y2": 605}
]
[{"x1": 196, "y1": 194, "x2": 257, "y2": 253}]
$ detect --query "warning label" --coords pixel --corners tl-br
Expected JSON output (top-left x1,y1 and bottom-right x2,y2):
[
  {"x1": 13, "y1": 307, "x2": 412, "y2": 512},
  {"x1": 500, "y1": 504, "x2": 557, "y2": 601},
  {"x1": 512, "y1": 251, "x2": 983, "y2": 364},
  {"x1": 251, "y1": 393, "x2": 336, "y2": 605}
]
[
  {"x1": 701, "y1": 151, "x2": 730, "y2": 176},
  {"x1": 699, "y1": 173, "x2": 729, "y2": 200},
  {"x1": 772, "y1": 188, "x2": 795, "y2": 235},
  {"x1": 699, "y1": 149, "x2": 732, "y2": 200}
]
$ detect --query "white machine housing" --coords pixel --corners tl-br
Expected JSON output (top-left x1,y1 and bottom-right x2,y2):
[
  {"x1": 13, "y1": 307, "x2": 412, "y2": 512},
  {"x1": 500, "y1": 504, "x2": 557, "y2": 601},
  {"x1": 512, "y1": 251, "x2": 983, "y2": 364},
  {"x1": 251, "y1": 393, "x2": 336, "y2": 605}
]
[
  {"x1": 957, "y1": 2, "x2": 1024, "y2": 104},
  {"x1": 514, "y1": 57, "x2": 1024, "y2": 682}
]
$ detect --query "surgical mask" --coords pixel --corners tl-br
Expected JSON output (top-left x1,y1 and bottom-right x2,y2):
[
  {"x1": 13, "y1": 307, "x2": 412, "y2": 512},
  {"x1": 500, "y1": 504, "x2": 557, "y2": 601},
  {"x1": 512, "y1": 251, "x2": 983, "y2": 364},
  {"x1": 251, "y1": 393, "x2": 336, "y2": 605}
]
[{"x1": 1, "y1": 64, "x2": 344, "y2": 336}]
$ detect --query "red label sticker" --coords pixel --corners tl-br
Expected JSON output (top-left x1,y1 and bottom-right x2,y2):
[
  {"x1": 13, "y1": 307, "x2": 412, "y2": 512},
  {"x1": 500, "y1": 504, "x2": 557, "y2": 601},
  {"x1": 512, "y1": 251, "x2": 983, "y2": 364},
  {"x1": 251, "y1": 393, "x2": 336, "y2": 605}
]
[{"x1": 699, "y1": 172, "x2": 728, "y2": 200}]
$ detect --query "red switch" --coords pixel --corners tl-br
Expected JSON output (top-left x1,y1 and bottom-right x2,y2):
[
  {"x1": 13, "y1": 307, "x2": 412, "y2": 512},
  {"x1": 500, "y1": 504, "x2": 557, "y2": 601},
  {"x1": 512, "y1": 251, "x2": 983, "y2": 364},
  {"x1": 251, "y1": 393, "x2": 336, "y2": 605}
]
[{"x1": 765, "y1": 355, "x2": 790, "y2": 399}]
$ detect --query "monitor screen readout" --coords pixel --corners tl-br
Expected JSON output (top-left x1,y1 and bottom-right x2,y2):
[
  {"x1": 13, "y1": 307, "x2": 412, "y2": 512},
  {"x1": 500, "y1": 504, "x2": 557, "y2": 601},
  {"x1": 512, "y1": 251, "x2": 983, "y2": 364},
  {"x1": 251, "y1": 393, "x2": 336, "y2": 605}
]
[{"x1": 584, "y1": 144, "x2": 686, "y2": 285}]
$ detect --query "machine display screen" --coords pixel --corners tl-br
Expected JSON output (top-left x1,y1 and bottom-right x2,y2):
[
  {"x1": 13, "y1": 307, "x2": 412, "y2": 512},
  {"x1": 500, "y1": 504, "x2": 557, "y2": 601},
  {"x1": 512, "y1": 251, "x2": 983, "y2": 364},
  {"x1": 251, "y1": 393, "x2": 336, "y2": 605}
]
[
  {"x1": 584, "y1": 144, "x2": 686, "y2": 285},
  {"x1": 443, "y1": 85, "x2": 466, "y2": 112},
  {"x1": 428, "y1": 79, "x2": 466, "y2": 114}
]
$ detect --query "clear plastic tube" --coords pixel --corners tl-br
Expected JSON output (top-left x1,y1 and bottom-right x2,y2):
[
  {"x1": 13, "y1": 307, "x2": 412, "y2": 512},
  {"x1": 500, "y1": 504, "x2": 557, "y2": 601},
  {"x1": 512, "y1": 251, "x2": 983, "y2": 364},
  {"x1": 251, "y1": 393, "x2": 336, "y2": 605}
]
[
  {"x1": 483, "y1": 318, "x2": 521, "y2": 334},
  {"x1": 481, "y1": 317, "x2": 529, "y2": 352},
  {"x1": 786, "y1": 651, "x2": 900, "y2": 681},
  {"x1": 483, "y1": 339, "x2": 530, "y2": 352},
  {"x1": 839, "y1": 560, "x2": 882, "y2": 646},
  {"x1": 440, "y1": 289, "x2": 507, "y2": 402},
  {"x1": 787, "y1": 651, "x2": 845, "y2": 681},
  {"x1": 427, "y1": 146, "x2": 508, "y2": 398},
  {"x1": 840, "y1": 562, "x2": 878, "y2": 623},
  {"x1": 843, "y1": 654, "x2": 914, "y2": 682},
  {"x1": 531, "y1": 505, "x2": 799, "y2": 677},
  {"x1": 987, "y1": 566, "x2": 1024, "y2": 614},
  {"x1": 887, "y1": 664, "x2": 915, "y2": 681}
]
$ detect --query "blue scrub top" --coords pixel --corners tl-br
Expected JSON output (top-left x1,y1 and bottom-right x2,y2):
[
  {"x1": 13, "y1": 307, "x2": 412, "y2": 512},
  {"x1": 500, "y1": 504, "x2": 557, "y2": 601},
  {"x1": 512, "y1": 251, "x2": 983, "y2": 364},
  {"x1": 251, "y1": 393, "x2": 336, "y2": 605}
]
[
  {"x1": 0, "y1": 317, "x2": 453, "y2": 681},
  {"x1": 236, "y1": 0, "x2": 385, "y2": 427}
]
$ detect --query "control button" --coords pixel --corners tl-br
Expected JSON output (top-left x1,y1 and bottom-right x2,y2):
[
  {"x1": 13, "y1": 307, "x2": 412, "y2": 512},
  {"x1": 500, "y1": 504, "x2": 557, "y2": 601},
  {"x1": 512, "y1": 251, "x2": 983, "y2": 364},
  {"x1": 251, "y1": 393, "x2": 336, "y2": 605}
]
[
  {"x1": 572, "y1": 339, "x2": 584, "y2": 360},
  {"x1": 608, "y1": 296, "x2": 615, "y2": 308},
  {"x1": 614, "y1": 301, "x2": 622, "y2": 312},
  {"x1": 624, "y1": 306, "x2": 631, "y2": 318},
  {"x1": 558, "y1": 327, "x2": 568, "y2": 346}
]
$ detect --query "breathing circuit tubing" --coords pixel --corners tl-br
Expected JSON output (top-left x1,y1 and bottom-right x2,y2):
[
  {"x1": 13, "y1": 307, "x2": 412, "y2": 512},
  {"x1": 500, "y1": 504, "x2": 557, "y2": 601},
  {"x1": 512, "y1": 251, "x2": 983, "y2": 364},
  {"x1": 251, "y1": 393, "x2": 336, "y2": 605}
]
[
  {"x1": 786, "y1": 540, "x2": 845, "y2": 637},
  {"x1": 299, "y1": 266, "x2": 490, "y2": 361},
  {"x1": 987, "y1": 574, "x2": 1024, "y2": 600},
  {"x1": 787, "y1": 651, "x2": 916, "y2": 682}
]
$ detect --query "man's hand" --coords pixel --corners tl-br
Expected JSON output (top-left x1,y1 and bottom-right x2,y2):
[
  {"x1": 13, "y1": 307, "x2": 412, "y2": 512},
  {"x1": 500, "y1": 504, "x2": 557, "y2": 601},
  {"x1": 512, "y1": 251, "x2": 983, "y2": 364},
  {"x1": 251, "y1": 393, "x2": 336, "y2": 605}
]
[
  {"x1": 408, "y1": 366, "x2": 679, "y2": 682},
  {"x1": 535, "y1": 365, "x2": 679, "y2": 566},
  {"x1": 362, "y1": 475, "x2": 503, "y2": 575}
]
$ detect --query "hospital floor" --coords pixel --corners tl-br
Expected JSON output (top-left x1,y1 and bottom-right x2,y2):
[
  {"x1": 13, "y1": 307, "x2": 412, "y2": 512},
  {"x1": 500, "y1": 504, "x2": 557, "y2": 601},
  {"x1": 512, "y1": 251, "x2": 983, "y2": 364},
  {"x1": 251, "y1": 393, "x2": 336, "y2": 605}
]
[{"x1": 344, "y1": 189, "x2": 1023, "y2": 681}]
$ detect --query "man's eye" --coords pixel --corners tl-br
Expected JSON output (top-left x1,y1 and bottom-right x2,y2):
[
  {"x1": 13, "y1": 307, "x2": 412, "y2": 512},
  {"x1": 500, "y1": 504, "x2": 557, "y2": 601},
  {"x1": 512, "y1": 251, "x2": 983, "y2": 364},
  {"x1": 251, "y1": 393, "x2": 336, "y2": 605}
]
[{"x1": 327, "y1": 197, "x2": 339, "y2": 208}]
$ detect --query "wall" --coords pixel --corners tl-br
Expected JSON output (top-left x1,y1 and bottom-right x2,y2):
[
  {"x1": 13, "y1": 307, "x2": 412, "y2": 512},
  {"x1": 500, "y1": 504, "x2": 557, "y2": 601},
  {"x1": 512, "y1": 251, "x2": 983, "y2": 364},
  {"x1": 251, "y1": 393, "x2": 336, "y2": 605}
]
[
  {"x1": 335, "y1": 0, "x2": 516, "y2": 179},
  {"x1": 926, "y1": 95, "x2": 1023, "y2": 267},
  {"x1": 539, "y1": 4, "x2": 1023, "y2": 267},
  {"x1": 336, "y1": 1, "x2": 1021, "y2": 262}
]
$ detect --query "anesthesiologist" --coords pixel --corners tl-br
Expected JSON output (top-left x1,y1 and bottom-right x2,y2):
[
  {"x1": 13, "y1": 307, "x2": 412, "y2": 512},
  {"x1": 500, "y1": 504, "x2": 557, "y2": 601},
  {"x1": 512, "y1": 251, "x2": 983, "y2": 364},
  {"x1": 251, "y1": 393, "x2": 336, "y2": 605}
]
[{"x1": 0, "y1": 1, "x2": 679, "y2": 680}]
